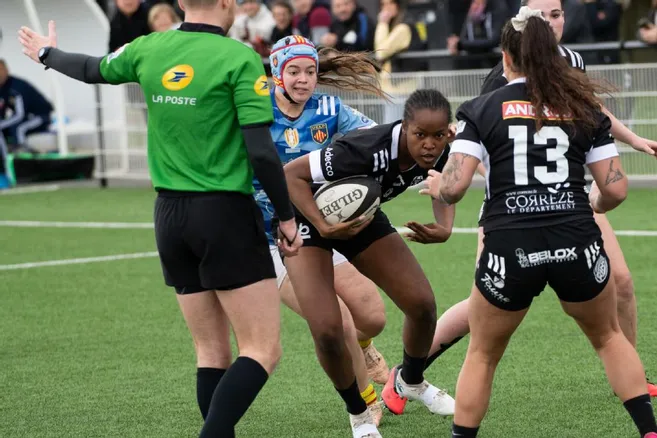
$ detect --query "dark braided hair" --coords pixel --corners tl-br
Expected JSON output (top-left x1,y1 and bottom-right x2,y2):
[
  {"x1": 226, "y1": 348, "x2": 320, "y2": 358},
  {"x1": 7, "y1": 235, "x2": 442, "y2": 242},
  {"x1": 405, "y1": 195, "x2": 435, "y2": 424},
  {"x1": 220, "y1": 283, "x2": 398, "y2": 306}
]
[{"x1": 403, "y1": 89, "x2": 452, "y2": 123}]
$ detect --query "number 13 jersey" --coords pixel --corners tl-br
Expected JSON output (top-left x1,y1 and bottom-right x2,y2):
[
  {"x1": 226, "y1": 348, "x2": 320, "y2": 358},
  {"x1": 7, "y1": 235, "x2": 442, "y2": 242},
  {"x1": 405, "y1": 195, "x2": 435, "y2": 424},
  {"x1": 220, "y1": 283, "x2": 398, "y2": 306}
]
[{"x1": 452, "y1": 77, "x2": 619, "y2": 232}]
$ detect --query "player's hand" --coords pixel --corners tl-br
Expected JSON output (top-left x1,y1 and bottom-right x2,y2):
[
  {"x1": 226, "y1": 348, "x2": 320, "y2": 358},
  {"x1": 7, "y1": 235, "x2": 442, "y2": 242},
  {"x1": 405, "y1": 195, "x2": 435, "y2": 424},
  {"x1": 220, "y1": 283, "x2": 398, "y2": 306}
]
[
  {"x1": 277, "y1": 218, "x2": 303, "y2": 257},
  {"x1": 403, "y1": 221, "x2": 450, "y2": 244},
  {"x1": 588, "y1": 181, "x2": 605, "y2": 214},
  {"x1": 629, "y1": 136, "x2": 657, "y2": 158},
  {"x1": 18, "y1": 20, "x2": 57, "y2": 64},
  {"x1": 418, "y1": 169, "x2": 441, "y2": 199},
  {"x1": 319, "y1": 215, "x2": 374, "y2": 240},
  {"x1": 321, "y1": 32, "x2": 338, "y2": 47}
]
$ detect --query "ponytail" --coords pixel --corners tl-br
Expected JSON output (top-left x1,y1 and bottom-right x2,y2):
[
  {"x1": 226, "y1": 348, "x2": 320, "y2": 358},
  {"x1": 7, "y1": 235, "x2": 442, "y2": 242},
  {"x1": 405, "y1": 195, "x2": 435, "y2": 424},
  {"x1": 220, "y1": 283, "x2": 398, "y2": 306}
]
[
  {"x1": 317, "y1": 48, "x2": 389, "y2": 99},
  {"x1": 501, "y1": 16, "x2": 609, "y2": 131}
]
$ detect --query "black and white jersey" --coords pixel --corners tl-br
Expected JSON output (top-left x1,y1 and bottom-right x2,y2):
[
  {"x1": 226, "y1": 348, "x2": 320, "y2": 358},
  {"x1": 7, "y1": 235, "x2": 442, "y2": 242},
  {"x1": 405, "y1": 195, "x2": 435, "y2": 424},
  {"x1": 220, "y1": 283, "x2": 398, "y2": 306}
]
[
  {"x1": 480, "y1": 45, "x2": 586, "y2": 95},
  {"x1": 452, "y1": 77, "x2": 618, "y2": 231},
  {"x1": 308, "y1": 122, "x2": 450, "y2": 203}
]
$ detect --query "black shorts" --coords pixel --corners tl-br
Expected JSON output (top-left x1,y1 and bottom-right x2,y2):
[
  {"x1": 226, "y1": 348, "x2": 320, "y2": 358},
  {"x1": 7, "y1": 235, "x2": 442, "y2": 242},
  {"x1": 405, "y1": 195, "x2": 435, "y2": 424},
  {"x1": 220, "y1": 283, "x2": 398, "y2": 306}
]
[
  {"x1": 154, "y1": 190, "x2": 275, "y2": 294},
  {"x1": 293, "y1": 209, "x2": 397, "y2": 261},
  {"x1": 475, "y1": 219, "x2": 611, "y2": 311}
]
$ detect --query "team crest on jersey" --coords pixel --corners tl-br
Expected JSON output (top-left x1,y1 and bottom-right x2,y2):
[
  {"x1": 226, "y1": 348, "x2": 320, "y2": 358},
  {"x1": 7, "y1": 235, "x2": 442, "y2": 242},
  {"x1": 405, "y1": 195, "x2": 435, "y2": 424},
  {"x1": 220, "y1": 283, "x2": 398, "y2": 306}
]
[
  {"x1": 254, "y1": 75, "x2": 269, "y2": 96},
  {"x1": 310, "y1": 123, "x2": 329, "y2": 144},
  {"x1": 284, "y1": 128, "x2": 299, "y2": 148},
  {"x1": 162, "y1": 64, "x2": 195, "y2": 91}
]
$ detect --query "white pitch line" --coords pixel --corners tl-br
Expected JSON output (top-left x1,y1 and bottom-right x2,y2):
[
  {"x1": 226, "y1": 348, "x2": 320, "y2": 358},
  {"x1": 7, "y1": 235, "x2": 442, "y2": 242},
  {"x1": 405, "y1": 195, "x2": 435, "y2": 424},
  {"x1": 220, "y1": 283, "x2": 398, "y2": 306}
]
[
  {"x1": 0, "y1": 184, "x2": 60, "y2": 195},
  {"x1": 0, "y1": 221, "x2": 154, "y2": 229},
  {"x1": 0, "y1": 220, "x2": 654, "y2": 237},
  {"x1": 0, "y1": 252, "x2": 159, "y2": 271},
  {"x1": 395, "y1": 226, "x2": 657, "y2": 237}
]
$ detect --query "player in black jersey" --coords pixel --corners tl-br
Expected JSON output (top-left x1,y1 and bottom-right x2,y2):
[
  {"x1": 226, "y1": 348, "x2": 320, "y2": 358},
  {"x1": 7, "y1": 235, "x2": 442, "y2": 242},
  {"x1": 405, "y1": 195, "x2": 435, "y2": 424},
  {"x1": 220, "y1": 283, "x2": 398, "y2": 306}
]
[
  {"x1": 282, "y1": 89, "x2": 456, "y2": 437},
  {"x1": 423, "y1": 9, "x2": 657, "y2": 438},
  {"x1": 413, "y1": 0, "x2": 657, "y2": 405}
]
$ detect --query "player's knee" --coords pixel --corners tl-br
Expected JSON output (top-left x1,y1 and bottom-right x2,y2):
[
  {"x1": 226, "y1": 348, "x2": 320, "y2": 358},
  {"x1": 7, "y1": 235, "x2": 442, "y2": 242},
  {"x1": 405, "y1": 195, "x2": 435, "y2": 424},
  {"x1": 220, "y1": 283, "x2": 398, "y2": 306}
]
[
  {"x1": 362, "y1": 310, "x2": 386, "y2": 338},
  {"x1": 314, "y1": 324, "x2": 347, "y2": 360},
  {"x1": 614, "y1": 270, "x2": 634, "y2": 304},
  {"x1": 406, "y1": 295, "x2": 437, "y2": 328},
  {"x1": 195, "y1": 341, "x2": 233, "y2": 368}
]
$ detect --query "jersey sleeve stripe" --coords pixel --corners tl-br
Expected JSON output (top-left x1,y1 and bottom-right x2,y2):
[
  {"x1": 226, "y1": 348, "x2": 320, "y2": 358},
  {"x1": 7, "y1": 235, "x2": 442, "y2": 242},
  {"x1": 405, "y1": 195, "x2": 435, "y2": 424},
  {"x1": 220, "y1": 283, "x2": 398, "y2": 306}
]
[
  {"x1": 330, "y1": 96, "x2": 336, "y2": 116},
  {"x1": 450, "y1": 139, "x2": 485, "y2": 161},
  {"x1": 309, "y1": 149, "x2": 327, "y2": 183},
  {"x1": 586, "y1": 143, "x2": 619, "y2": 164},
  {"x1": 323, "y1": 96, "x2": 329, "y2": 115}
]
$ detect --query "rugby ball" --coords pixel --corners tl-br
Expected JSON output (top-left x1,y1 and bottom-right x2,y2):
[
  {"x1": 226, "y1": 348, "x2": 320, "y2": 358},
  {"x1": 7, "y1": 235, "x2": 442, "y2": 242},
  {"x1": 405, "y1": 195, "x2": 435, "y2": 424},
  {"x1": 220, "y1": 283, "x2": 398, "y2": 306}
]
[{"x1": 314, "y1": 176, "x2": 381, "y2": 226}]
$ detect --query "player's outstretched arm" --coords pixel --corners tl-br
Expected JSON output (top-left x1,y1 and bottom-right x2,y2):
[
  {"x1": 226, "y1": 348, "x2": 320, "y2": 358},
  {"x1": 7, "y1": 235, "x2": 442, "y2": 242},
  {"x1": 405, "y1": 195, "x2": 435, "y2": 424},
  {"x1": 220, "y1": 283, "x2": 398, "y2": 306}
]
[
  {"x1": 19, "y1": 21, "x2": 107, "y2": 84},
  {"x1": 603, "y1": 106, "x2": 657, "y2": 158},
  {"x1": 438, "y1": 153, "x2": 479, "y2": 205}
]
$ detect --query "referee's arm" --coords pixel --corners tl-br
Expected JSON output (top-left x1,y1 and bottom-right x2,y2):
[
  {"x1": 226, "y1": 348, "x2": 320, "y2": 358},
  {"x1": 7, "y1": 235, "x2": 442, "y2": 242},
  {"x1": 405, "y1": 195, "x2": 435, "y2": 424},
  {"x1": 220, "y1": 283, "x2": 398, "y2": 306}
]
[
  {"x1": 242, "y1": 125, "x2": 294, "y2": 221},
  {"x1": 42, "y1": 49, "x2": 108, "y2": 84}
]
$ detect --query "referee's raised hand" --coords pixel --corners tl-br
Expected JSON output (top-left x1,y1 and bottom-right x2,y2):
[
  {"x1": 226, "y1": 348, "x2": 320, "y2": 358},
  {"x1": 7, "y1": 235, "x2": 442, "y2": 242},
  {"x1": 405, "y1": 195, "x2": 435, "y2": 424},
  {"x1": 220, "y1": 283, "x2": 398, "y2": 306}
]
[{"x1": 18, "y1": 20, "x2": 57, "y2": 64}]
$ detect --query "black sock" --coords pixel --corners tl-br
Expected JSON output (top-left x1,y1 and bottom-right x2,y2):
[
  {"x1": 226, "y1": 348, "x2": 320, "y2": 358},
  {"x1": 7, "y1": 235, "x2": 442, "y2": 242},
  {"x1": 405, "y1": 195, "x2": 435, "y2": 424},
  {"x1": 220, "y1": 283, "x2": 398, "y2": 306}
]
[
  {"x1": 196, "y1": 368, "x2": 226, "y2": 420},
  {"x1": 199, "y1": 357, "x2": 269, "y2": 438},
  {"x1": 425, "y1": 336, "x2": 464, "y2": 370},
  {"x1": 336, "y1": 379, "x2": 367, "y2": 415},
  {"x1": 401, "y1": 350, "x2": 427, "y2": 385},
  {"x1": 452, "y1": 423, "x2": 479, "y2": 437},
  {"x1": 623, "y1": 394, "x2": 657, "y2": 436}
]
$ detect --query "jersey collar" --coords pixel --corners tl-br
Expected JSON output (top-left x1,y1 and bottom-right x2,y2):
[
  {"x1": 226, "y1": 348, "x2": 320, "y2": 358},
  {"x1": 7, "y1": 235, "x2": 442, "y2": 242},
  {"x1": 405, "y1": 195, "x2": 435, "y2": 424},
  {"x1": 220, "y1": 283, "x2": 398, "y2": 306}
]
[
  {"x1": 506, "y1": 77, "x2": 527, "y2": 86},
  {"x1": 178, "y1": 22, "x2": 226, "y2": 36}
]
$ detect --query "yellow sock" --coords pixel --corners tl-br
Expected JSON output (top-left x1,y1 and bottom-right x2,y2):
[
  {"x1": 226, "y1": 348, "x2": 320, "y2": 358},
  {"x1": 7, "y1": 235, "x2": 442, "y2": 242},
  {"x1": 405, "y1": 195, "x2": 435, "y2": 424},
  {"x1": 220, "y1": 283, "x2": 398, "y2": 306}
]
[
  {"x1": 359, "y1": 338, "x2": 373, "y2": 349},
  {"x1": 360, "y1": 383, "x2": 378, "y2": 406}
]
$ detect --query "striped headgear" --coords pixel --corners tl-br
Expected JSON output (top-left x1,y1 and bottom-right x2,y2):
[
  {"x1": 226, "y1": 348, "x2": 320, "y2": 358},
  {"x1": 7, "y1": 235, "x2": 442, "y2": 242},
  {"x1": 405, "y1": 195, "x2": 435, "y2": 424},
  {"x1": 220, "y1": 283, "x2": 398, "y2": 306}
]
[{"x1": 269, "y1": 35, "x2": 319, "y2": 94}]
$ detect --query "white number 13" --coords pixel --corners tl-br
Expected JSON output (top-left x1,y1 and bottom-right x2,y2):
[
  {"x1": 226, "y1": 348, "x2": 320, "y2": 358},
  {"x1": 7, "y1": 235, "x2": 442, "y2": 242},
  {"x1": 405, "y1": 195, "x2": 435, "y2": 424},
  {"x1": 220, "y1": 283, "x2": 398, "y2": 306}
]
[{"x1": 509, "y1": 126, "x2": 570, "y2": 185}]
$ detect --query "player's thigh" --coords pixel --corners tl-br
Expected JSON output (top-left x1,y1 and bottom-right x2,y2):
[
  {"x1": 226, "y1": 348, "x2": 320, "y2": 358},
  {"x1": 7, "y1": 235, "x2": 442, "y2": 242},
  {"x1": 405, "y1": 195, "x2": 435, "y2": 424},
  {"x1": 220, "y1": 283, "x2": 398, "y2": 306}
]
[
  {"x1": 177, "y1": 291, "x2": 232, "y2": 365},
  {"x1": 333, "y1": 256, "x2": 385, "y2": 332},
  {"x1": 467, "y1": 284, "x2": 529, "y2": 359},
  {"x1": 153, "y1": 194, "x2": 205, "y2": 293},
  {"x1": 350, "y1": 232, "x2": 435, "y2": 320},
  {"x1": 284, "y1": 244, "x2": 345, "y2": 339},
  {"x1": 187, "y1": 192, "x2": 275, "y2": 291},
  {"x1": 594, "y1": 212, "x2": 632, "y2": 290}
]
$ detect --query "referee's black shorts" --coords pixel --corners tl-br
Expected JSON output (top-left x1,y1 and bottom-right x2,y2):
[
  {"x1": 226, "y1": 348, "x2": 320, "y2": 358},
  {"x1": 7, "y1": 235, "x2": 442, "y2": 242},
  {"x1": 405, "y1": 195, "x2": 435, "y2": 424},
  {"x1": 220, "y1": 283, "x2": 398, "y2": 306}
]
[
  {"x1": 154, "y1": 190, "x2": 275, "y2": 294},
  {"x1": 475, "y1": 218, "x2": 611, "y2": 311}
]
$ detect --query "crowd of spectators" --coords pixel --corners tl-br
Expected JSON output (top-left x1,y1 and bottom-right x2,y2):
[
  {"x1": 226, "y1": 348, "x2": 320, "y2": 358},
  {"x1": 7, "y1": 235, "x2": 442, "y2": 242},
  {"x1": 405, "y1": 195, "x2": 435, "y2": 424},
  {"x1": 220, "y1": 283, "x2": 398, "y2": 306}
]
[{"x1": 97, "y1": 0, "x2": 657, "y2": 72}]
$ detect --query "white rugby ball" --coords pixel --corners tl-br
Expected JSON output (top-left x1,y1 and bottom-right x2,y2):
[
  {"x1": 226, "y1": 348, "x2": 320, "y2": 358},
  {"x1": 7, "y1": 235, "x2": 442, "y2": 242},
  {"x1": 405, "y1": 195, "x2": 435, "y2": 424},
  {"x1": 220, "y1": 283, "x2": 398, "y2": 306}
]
[{"x1": 314, "y1": 176, "x2": 381, "y2": 225}]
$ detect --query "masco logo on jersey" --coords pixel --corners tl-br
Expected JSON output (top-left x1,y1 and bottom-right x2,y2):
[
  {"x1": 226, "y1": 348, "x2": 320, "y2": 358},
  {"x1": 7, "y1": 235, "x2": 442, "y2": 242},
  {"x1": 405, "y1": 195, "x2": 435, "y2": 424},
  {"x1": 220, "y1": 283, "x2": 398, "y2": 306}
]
[
  {"x1": 515, "y1": 247, "x2": 577, "y2": 268},
  {"x1": 162, "y1": 65, "x2": 194, "y2": 91}
]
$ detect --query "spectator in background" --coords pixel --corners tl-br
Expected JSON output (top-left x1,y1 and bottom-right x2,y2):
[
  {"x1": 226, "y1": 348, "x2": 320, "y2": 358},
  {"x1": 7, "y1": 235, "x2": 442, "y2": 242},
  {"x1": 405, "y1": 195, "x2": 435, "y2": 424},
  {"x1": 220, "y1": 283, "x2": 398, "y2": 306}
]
[
  {"x1": 229, "y1": 0, "x2": 276, "y2": 56},
  {"x1": 270, "y1": 1, "x2": 296, "y2": 43},
  {"x1": 0, "y1": 60, "x2": 53, "y2": 153},
  {"x1": 451, "y1": 0, "x2": 509, "y2": 69},
  {"x1": 637, "y1": 0, "x2": 657, "y2": 45},
  {"x1": 321, "y1": 0, "x2": 375, "y2": 52},
  {"x1": 148, "y1": 3, "x2": 182, "y2": 32},
  {"x1": 561, "y1": 0, "x2": 594, "y2": 44},
  {"x1": 109, "y1": 0, "x2": 150, "y2": 52},
  {"x1": 292, "y1": 0, "x2": 332, "y2": 44},
  {"x1": 583, "y1": 0, "x2": 622, "y2": 64},
  {"x1": 374, "y1": 0, "x2": 425, "y2": 73}
]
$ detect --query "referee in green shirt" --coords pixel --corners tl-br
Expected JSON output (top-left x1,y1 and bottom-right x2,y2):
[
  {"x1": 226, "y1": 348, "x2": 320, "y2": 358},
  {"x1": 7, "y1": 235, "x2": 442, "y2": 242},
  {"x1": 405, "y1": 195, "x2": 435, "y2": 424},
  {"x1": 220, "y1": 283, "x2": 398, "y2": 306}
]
[{"x1": 19, "y1": 1, "x2": 302, "y2": 436}]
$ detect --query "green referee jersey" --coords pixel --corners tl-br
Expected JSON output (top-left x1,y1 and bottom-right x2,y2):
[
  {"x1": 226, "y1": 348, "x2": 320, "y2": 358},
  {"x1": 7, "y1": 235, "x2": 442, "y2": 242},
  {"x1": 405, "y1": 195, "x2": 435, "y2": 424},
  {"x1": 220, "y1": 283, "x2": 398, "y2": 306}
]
[{"x1": 99, "y1": 23, "x2": 273, "y2": 193}]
